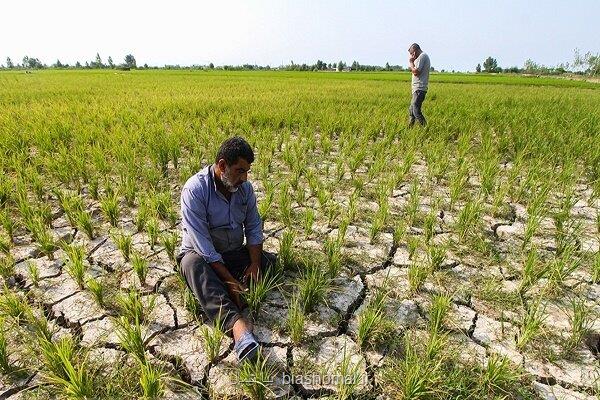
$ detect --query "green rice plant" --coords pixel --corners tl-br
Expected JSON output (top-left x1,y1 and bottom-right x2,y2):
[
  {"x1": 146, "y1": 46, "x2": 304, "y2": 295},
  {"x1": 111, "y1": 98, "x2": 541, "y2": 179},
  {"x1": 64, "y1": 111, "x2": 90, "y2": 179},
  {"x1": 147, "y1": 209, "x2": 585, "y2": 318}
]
[
  {"x1": 297, "y1": 262, "x2": 330, "y2": 313},
  {"x1": 139, "y1": 362, "x2": 164, "y2": 399},
  {"x1": 393, "y1": 221, "x2": 407, "y2": 247},
  {"x1": 408, "y1": 264, "x2": 428, "y2": 294},
  {"x1": 199, "y1": 310, "x2": 226, "y2": 363},
  {"x1": 114, "y1": 315, "x2": 147, "y2": 364},
  {"x1": 337, "y1": 216, "x2": 350, "y2": 244},
  {"x1": 455, "y1": 199, "x2": 482, "y2": 242},
  {"x1": 427, "y1": 243, "x2": 447, "y2": 271},
  {"x1": 0, "y1": 322, "x2": 13, "y2": 374},
  {"x1": 369, "y1": 214, "x2": 385, "y2": 244},
  {"x1": 428, "y1": 293, "x2": 451, "y2": 334},
  {"x1": 160, "y1": 231, "x2": 178, "y2": 261},
  {"x1": 0, "y1": 209, "x2": 15, "y2": 242},
  {"x1": 480, "y1": 354, "x2": 521, "y2": 395},
  {"x1": 64, "y1": 244, "x2": 87, "y2": 289},
  {"x1": 38, "y1": 336, "x2": 94, "y2": 399},
  {"x1": 134, "y1": 203, "x2": 149, "y2": 233},
  {"x1": 0, "y1": 289, "x2": 28, "y2": 322},
  {"x1": 111, "y1": 230, "x2": 133, "y2": 262},
  {"x1": 592, "y1": 251, "x2": 600, "y2": 284},
  {"x1": 278, "y1": 184, "x2": 293, "y2": 226},
  {"x1": 74, "y1": 209, "x2": 95, "y2": 240},
  {"x1": 517, "y1": 247, "x2": 545, "y2": 294},
  {"x1": 324, "y1": 236, "x2": 342, "y2": 278},
  {"x1": 243, "y1": 268, "x2": 281, "y2": 316},
  {"x1": 302, "y1": 208, "x2": 315, "y2": 235},
  {"x1": 86, "y1": 277, "x2": 105, "y2": 308},
  {"x1": 423, "y1": 211, "x2": 436, "y2": 244},
  {"x1": 27, "y1": 260, "x2": 40, "y2": 286},
  {"x1": 119, "y1": 175, "x2": 137, "y2": 207},
  {"x1": 516, "y1": 299, "x2": 546, "y2": 350},
  {"x1": 326, "y1": 201, "x2": 340, "y2": 227},
  {"x1": 546, "y1": 245, "x2": 580, "y2": 293},
  {"x1": 29, "y1": 217, "x2": 58, "y2": 259},
  {"x1": 257, "y1": 192, "x2": 274, "y2": 222},
  {"x1": 405, "y1": 181, "x2": 421, "y2": 226},
  {"x1": 407, "y1": 236, "x2": 420, "y2": 260},
  {"x1": 356, "y1": 289, "x2": 395, "y2": 349},
  {"x1": 145, "y1": 218, "x2": 160, "y2": 249},
  {"x1": 153, "y1": 191, "x2": 177, "y2": 226},
  {"x1": 566, "y1": 298, "x2": 594, "y2": 350},
  {"x1": 88, "y1": 176, "x2": 100, "y2": 200},
  {"x1": 131, "y1": 252, "x2": 149, "y2": 285},
  {"x1": 336, "y1": 343, "x2": 365, "y2": 400},
  {"x1": 100, "y1": 193, "x2": 120, "y2": 227},
  {"x1": 286, "y1": 295, "x2": 305, "y2": 344},
  {"x1": 238, "y1": 350, "x2": 278, "y2": 399},
  {"x1": 117, "y1": 290, "x2": 155, "y2": 324},
  {"x1": 522, "y1": 214, "x2": 542, "y2": 250},
  {"x1": 0, "y1": 255, "x2": 15, "y2": 278},
  {"x1": 278, "y1": 229, "x2": 295, "y2": 270},
  {"x1": 448, "y1": 159, "x2": 469, "y2": 208}
]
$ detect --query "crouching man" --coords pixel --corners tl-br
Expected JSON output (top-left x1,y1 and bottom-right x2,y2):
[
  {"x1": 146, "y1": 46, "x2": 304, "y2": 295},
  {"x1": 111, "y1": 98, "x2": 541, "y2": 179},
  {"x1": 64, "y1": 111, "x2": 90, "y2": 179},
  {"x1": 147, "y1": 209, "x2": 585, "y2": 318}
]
[{"x1": 177, "y1": 136, "x2": 275, "y2": 362}]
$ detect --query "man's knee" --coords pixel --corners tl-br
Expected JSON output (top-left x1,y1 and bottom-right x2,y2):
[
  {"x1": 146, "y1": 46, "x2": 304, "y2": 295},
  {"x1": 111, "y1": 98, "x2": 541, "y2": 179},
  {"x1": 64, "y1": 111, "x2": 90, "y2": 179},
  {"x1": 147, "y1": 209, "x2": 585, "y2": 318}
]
[{"x1": 179, "y1": 251, "x2": 210, "y2": 278}]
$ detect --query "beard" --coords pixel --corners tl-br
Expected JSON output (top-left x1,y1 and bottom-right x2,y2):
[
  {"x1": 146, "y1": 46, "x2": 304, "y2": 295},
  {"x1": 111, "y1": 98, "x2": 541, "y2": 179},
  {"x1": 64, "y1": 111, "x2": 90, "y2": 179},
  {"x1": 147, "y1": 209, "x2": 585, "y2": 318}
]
[{"x1": 221, "y1": 168, "x2": 239, "y2": 193}]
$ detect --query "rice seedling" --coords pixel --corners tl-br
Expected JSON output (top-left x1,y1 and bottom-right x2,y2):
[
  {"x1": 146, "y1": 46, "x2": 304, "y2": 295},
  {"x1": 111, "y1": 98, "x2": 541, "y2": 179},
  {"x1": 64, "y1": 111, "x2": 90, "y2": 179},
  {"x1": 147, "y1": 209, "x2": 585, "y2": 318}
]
[
  {"x1": 356, "y1": 289, "x2": 395, "y2": 349},
  {"x1": 139, "y1": 362, "x2": 165, "y2": 399},
  {"x1": 406, "y1": 180, "x2": 421, "y2": 226},
  {"x1": 407, "y1": 236, "x2": 420, "y2": 260},
  {"x1": 566, "y1": 297, "x2": 594, "y2": 350},
  {"x1": 336, "y1": 343, "x2": 365, "y2": 399},
  {"x1": 286, "y1": 295, "x2": 305, "y2": 344},
  {"x1": 480, "y1": 354, "x2": 521, "y2": 395},
  {"x1": 117, "y1": 290, "x2": 155, "y2": 324},
  {"x1": 27, "y1": 260, "x2": 40, "y2": 286},
  {"x1": 38, "y1": 336, "x2": 94, "y2": 399},
  {"x1": 0, "y1": 209, "x2": 16, "y2": 242},
  {"x1": 592, "y1": 251, "x2": 600, "y2": 284},
  {"x1": 243, "y1": 268, "x2": 281, "y2": 316},
  {"x1": 369, "y1": 213, "x2": 385, "y2": 244},
  {"x1": 114, "y1": 315, "x2": 147, "y2": 364},
  {"x1": 278, "y1": 229, "x2": 295, "y2": 270},
  {"x1": 64, "y1": 244, "x2": 87, "y2": 289},
  {"x1": 145, "y1": 218, "x2": 160, "y2": 249},
  {"x1": 153, "y1": 191, "x2": 177, "y2": 226},
  {"x1": 86, "y1": 277, "x2": 105, "y2": 308},
  {"x1": 131, "y1": 252, "x2": 149, "y2": 285},
  {"x1": 392, "y1": 221, "x2": 407, "y2": 247},
  {"x1": 455, "y1": 199, "x2": 482, "y2": 243},
  {"x1": 111, "y1": 230, "x2": 133, "y2": 262},
  {"x1": 427, "y1": 243, "x2": 447, "y2": 271},
  {"x1": 517, "y1": 247, "x2": 545, "y2": 294},
  {"x1": 238, "y1": 350, "x2": 278, "y2": 399},
  {"x1": 324, "y1": 236, "x2": 342, "y2": 278},
  {"x1": 297, "y1": 262, "x2": 331, "y2": 313},
  {"x1": 546, "y1": 244, "x2": 581, "y2": 293},
  {"x1": 134, "y1": 203, "x2": 150, "y2": 233},
  {"x1": 0, "y1": 255, "x2": 15, "y2": 278},
  {"x1": 516, "y1": 299, "x2": 546, "y2": 350},
  {"x1": 100, "y1": 193, "x2": 120, "y2": 227},
  {"x1": 423, "y1": 210, "x2": 436, "y2": 244},
  {"x1": 160, "y1": 231, "x2": 179, "y2": 261},
  {"x1": 75, "y1": 209, "x2": 95, "y2": 239},
  {"x1": 408, "y1": 264, "x2": 429, "y2": 294},
  {"x1": 428, "y1": 293, "x2": 451, "y2": 334},
  {"x1": 199, "y1": 311, "x2": 226, "y2": 363},
  {"x1": 0, "y1": 323, "x2": 12, "y2": 374}
]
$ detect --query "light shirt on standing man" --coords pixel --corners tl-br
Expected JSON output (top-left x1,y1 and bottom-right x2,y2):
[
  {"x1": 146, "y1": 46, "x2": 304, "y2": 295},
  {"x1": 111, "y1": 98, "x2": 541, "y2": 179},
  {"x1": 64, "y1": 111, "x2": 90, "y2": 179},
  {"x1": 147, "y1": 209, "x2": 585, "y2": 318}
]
[{"x1": 411, "y1": 52, "x2": 431, "y2": 93}]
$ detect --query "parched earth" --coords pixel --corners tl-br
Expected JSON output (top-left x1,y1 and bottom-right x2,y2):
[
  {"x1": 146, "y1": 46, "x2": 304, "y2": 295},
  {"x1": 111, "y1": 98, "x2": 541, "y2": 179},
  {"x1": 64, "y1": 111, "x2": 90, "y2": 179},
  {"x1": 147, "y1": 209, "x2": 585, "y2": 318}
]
[{"x1": 1, "y1": 163, "x2": 599, "y2": 399}]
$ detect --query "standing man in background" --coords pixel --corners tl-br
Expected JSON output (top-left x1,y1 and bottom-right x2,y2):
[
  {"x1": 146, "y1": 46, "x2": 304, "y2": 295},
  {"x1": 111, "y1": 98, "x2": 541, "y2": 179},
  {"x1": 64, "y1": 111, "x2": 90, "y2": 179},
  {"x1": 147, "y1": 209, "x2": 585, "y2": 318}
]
[{"x1": 408, "y1": 43, "x2": 430, "y2": 126}]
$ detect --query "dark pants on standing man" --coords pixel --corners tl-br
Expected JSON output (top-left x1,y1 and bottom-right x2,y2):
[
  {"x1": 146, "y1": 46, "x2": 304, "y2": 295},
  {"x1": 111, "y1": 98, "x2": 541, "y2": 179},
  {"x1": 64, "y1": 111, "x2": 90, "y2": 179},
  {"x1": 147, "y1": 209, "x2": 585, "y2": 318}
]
[
  {"x1": 409, "y1": 90, "x2": 427, "y2": 126},
  {"x1": 176, "y1": 248, "x2": 277, "y2": 332}
]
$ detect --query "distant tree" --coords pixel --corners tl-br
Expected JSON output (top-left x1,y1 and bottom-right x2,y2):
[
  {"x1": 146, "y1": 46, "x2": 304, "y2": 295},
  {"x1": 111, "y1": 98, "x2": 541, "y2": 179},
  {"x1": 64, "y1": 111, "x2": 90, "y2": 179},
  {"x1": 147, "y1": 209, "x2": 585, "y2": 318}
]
[
  {"x1": 475, "y1": 63, "x2": 481, "y2": 73},
  {"x1": 22, "y1": 56, "x2": 44, "y2": 69},
  {"x1": 85, "y1": 61, "x2": 90, "y2": 68},
  {"x1": 124, "y1": 54, "x2": 137, "y2": 68},
  {"x1": 483, "y1": 57, "x2": 498, "y2": 73},
  {"x1": 6, "y1": 57, "x2": 13, "y2": 69},
  {"x1": 209, "y1": 62, "x2": 214, "y2": 69},
  {"x1": 385, "y1": 62, "x2": 391, "y2": 71},
  {"x1": 351, "y1": 61, "x2": 360, "y2": 70},
  {"x1": 574, "y1": 48, "x2": 600, "y2": 76},
  {"x1": 92, "y1": 53, "x2": 103, "y2": 68},
  {"x1": 336, "y1": 61, "x2": 345, "y2": 71},
  {"x1": 53, "y1": 59, "x2": 64, "y2": 68},
  {"x1": 75, "y1": 61, "x2": 82, "y2": 68},
  {"x1": 107, "y1": 56, "x2": 114, "y2": 68}
]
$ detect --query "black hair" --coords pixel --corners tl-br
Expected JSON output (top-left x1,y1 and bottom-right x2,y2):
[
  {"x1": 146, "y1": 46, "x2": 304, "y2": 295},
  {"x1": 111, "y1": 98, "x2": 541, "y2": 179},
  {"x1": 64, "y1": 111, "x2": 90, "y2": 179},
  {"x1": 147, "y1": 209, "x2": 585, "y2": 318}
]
[
  {"x1": 409, "y1": 43, "x2": 421, "y2": 52},
  {"x1": 215, "y1": 136, "x2": 255, "y2": 165}
]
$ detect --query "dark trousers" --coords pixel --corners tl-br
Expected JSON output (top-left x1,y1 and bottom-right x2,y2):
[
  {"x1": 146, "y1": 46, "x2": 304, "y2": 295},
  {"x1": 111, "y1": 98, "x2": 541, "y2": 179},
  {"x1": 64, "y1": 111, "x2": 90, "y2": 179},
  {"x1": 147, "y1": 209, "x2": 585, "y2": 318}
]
[
  {"x1": 177, "y1": 248, "x2": 276, "y2": 332},
  {"x1": 409, "y1": 90, "x2": 427, "y2": 126}
]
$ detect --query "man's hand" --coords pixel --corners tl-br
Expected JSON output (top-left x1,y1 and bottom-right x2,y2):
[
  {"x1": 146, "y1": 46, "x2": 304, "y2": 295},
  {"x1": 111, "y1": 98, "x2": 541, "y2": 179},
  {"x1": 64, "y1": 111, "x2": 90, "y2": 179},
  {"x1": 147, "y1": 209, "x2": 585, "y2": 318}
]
[
  {"x1": 225, "y1": 279, "x2": 247, "y2": 310},
  {"x1": 243, "y1": 262, "x2": 261, "y2": 283}
]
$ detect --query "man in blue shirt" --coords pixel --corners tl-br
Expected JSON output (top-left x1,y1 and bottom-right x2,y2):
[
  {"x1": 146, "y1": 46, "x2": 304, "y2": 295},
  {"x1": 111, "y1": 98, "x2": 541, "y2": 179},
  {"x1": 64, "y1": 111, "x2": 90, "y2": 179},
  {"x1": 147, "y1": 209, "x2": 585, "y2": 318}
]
[{"x1": 178, "y1": 137, "x2": 275, "y2": 362}]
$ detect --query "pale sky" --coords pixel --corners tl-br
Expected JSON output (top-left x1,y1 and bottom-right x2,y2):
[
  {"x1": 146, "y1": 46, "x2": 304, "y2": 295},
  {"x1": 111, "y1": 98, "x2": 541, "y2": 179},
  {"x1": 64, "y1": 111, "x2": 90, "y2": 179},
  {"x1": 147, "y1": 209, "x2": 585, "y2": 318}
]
[{"x1": 2, "y1": 0, "x2": 599, "y2": 71}]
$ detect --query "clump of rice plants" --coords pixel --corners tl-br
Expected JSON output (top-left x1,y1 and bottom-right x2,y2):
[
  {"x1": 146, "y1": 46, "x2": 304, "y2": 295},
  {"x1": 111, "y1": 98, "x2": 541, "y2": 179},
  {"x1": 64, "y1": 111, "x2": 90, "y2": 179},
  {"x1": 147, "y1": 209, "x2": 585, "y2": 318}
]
[
  {"x1": 131, "y1": 252, "x2": 149, "y2": 285},
  {"x1": 0, "y1": 255, "x2": 15, "y2": 279},
  {"x1": 0, "y1": 323, "x2": 13, "y2": 374},
  {"x1": 297, "y1": 261, "x2": 331, "y2": 313},
  {"x1": 356, "y1": 289, "x2": 395, "y2": 349},
  {"x1": 278, "y1": 229, "x2": 295, "y2": 270},
  {"x1": 64, "y1": 244, "x2": 87, "y2": 289},
  {"x1": 199, "y1": 311, "x2": 226, "y2": 363},
  {"x1": 428, "y1": 293, "x2": 451, "y2": 334},
  {"x1": 111, "y1": 230, "x2": 133, "y2": 262},
  {"x1": 243, "y1": 268, "x2": 281, "y2": 317},
  {"x1": 427, "y1": 243, "x2": 447, "y2": 271},
  {"x1": 86, "y1": 277, "x2": 105, "y2": 308},
  {"x1": 160, "y1": 231, "x2": 178, "y2": 262},
  {"x1": 408, "y1": 263, "x2": 428, "y2": 293},
  {"x1": 324, "y1": 236, "x2": 342, "y2": 278},
  {"x1": 100, "y1": 193, "x2": 120, "y2": 227},
  {"x1": 114, "y1": 315, "x2": 147, "y2": 364},
  {"x1": 455, "y1": 199, "x2": 482, "y2": 243},
  {"x1": 27, "y1": 260, "x2": 40, "y2": 286},
  {"x1": 75, "y1": 209, "x2": 95, "y2": 240},
  {"x1": 117, "y1": 290, "x2": 155, "y2": 324},
  {"x1": 145, "y1": 218, "x2": 160, "y2": 249},
  {"x1": 238, "y1": 350, "x2": 278, "y2": 400},
  {"x1": 139, "y1": 362, "x2": 165, "y2": 399},
  {"x1": 566, "y1": 298, "x2": 594, "y2": 350},
  {"x1": 516, "y1": 299, "x2": 546, "y2": 350},
  {"x1": 286, "y1": 295, "x2": 305, "y2": 344}
]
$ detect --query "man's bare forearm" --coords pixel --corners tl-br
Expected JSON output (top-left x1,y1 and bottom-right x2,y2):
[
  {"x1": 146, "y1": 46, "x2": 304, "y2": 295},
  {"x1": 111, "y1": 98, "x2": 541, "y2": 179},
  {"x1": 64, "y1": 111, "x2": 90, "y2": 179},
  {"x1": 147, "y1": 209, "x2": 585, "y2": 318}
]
[
  {"x1": 210, "y1": 261, "x2": 237, "y2": 284},
  {"x1": 247, "y1": 243, "x2": 262, "y2": 266}
]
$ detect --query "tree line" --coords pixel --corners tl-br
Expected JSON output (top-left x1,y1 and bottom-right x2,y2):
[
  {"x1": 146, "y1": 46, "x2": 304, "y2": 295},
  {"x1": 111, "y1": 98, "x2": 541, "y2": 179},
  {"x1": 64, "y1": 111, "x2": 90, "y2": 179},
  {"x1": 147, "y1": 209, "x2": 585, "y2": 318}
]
[{"x1": 476, "y1": 50, "x2": 600, "y2": 76}]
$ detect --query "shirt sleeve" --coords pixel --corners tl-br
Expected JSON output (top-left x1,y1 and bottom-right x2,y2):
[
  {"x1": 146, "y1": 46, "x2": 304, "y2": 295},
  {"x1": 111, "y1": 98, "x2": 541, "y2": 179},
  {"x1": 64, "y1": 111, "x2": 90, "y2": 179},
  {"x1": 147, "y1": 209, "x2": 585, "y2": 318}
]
[
  {"x1": 414, "y1": 55, "x2": 423, "y2": 72},
  {"x1": 180, "y1": 187, "x2": 223, "y2": 264},
  {"x1": 243, "y1": 185, "x2": 264, "y2": 246}
]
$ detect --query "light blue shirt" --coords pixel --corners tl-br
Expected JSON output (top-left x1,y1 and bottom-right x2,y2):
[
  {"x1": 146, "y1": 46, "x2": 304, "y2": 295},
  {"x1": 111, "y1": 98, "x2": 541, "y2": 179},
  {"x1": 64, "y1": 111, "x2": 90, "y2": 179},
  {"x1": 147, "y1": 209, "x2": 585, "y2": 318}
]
[{"x1": 180, "y1": 165, "x2": 263, "y2": 264}]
